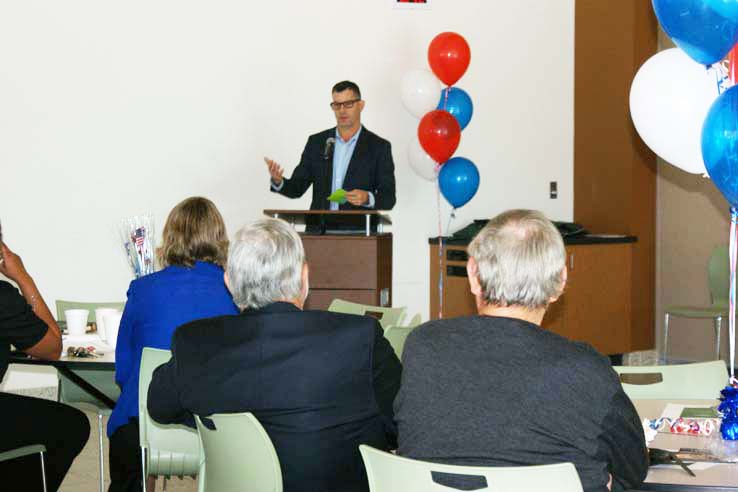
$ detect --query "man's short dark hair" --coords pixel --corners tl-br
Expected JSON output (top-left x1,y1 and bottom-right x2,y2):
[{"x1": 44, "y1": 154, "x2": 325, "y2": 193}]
[{"x1": 332, "y1": 81, "x2": 361, "y2": 99}]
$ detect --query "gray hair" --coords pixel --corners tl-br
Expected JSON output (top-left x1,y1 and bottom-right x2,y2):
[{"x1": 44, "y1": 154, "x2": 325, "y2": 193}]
[
  {"x1": 468, "y1": 209, "x2": 565, "y2": 309},
  {"x1": 227, "y1": 217, "x2": 305, "y2": 310}
]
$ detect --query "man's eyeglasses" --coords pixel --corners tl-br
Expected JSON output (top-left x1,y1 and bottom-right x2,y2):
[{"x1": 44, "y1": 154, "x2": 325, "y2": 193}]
[{"x1": 330, "y1": 99, "x2": 361, "y2": 110}]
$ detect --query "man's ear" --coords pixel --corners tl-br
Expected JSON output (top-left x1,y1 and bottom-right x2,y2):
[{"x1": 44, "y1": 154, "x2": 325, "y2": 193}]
[
  {"x1": 224, "y1": 271, "x2": 231, "y2": 293},
  {"x1": 467, "y1": 258, "x2": 482, "y2": 297},
  {"x1": 548, "y1": 266, "x2": 568, "y2": 304},
  {"x1": 300, "y1": 262, "x2": 310, "y2": 301}
]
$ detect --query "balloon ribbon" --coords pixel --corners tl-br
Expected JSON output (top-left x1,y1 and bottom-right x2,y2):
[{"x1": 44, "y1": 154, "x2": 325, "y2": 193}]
[{"x1": 730, "y1": 207, "x2": 737, "y2": 381}]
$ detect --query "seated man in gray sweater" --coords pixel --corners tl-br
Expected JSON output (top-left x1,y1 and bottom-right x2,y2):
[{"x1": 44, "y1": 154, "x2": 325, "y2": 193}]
[{"x1": 394, "y1": 209, "x2": 647, "y2": 492}]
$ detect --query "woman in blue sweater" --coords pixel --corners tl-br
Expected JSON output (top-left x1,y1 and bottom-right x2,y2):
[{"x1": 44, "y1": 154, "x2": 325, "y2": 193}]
[{"x1": 108, "y1": 197, "x2": 238, "y2": 492}]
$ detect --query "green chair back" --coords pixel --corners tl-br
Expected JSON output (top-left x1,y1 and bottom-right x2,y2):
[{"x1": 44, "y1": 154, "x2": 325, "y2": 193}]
[
  {"x1": 327, "y1": 299, "x2": 407, "y2": 329},
  {"x1": 57, "y1": 370, "x2": 120, "y2": 413},
  {"x1": 613, "y1": 360, "x2": 727, "y2": 400},
  {"x1": 383, "y1": 325, "x2": 415, "y2": 359},
  {"x1": 139, "y1": 348, "x2": 203, "y2": 483},
  {"x1": 708, "y1": 245, "x2": 729, "y2": 307},
  {"x1": 56, "y1": 300, "x2": 125, "y2": 323},
  {"x1": 195, "y1": 413, "x2": 283, "y2": 492},
  {"x1": 0, "y1": 445, "x2": 47, "y2": 491},
  {"x1": 359, "y1": 445, "x2": 583, "y2": 492}
]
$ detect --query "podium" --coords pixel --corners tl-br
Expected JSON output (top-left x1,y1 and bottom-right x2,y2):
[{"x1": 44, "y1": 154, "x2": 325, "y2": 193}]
[{"x1": 263, "y1": 210, "x2": 393, "y2": 310}]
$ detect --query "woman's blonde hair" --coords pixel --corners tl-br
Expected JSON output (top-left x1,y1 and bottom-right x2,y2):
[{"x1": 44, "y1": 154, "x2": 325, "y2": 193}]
[{"x1": 157, "y1": 197, "x2": 228, "y2": 268}]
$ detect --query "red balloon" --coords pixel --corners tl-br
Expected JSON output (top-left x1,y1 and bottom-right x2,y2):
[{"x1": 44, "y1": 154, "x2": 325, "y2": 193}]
[
  {"x1": 418, "y1": 110, "x2": 461, "y2": 164},
  {"x1": 428, "y1": 32, "x2": 471, "y2": 86}
]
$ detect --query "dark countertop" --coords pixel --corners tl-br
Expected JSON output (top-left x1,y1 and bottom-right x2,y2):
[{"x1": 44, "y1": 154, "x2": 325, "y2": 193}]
[{"x1": 428, "y1": 234, "x2": 638, "y2": 246}]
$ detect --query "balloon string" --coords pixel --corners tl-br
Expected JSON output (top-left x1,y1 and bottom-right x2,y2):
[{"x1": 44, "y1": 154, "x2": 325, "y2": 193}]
[
  {"x1": 443, "y1": 86, "x2": 450, "y2": 111},
  {"x1": 446, "y1": 209, "x2": 456, "y2": 235},
  {"x1": 730, "y1": 207, "x2": 737, "y2": 382},
  {"x1": 437, "y1": 180, "x2": 444, "y2": 319}
]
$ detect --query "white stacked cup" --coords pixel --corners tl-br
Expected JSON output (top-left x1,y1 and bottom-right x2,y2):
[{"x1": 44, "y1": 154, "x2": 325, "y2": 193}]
[
  {"x1": 95, "y1": 308, "x2": 119, "y2": 343},
  {"x1": 65, "y1": 309, "x2": 89, "y2": 336},
  {"x1": 103, "y1": 311, "x2": 123, "y2": 349}
]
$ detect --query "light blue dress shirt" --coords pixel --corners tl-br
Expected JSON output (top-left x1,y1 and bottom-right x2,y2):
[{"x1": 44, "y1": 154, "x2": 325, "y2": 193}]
[{"x1": 332, "y1": 127, "x2": 363, "y2": 210}]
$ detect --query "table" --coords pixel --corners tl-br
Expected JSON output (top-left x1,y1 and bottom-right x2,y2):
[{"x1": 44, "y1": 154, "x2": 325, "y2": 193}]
[
  {"x1": 10, "y1": 344, "x2": 116, "y2": 409},
  {"x1": 634, "y1": 399, "x2": 738, "y2": 492}
]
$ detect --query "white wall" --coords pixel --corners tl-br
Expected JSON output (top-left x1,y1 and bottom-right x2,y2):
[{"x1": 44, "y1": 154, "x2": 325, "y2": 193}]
[{"x1": 1, "y1": 0, "x2": 574, "y2": 389}]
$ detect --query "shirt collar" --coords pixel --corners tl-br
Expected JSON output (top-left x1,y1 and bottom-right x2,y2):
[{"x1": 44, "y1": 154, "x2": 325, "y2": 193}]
[{"x1": 335, "y1": 125, "x2": 362, "y2": 144}]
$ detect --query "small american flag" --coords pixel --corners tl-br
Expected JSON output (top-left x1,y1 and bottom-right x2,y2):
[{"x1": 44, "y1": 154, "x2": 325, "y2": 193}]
[{"x1": 134, "y1": 227, "x2": 146, "y2": 247}]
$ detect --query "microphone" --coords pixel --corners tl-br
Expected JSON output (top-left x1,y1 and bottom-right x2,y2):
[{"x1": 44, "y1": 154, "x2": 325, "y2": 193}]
[{"x1": 323, "y1": 137, "x2": 336, "y2": 161}]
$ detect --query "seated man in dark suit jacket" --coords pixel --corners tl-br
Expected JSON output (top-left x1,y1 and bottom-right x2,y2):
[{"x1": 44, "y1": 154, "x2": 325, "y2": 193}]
[
  {"x1": 265, "y1": 80, "x2": 396, "y2": 211},
  {"x1": 394, "y1": 210, "x2": 648, "y2": 492},
  {"x1": 147, "y1": 217, "x2": 402, "y2": 492}
]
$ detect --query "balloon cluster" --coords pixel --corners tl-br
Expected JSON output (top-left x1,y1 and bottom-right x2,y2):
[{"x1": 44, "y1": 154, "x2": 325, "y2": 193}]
[
  {"x1": 401, "y1": 32, "x2": 479, "y2": 209},
  {"x1": 632, "y1": 2, "x2": 738, "y2": 436},
  {"x1": 630, "y1": 0, "x2": 738, "y2": 179}
]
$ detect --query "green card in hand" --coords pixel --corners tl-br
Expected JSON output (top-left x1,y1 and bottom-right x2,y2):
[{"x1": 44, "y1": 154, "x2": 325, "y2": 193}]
[{"x1": 328, "y1": 189, "x2": 347, "y2": 204}]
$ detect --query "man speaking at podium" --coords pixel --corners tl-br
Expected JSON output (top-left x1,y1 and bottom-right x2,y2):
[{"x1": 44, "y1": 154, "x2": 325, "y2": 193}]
[{"x1": 265, "y1": 81, "x2": 396, "y2": 211}]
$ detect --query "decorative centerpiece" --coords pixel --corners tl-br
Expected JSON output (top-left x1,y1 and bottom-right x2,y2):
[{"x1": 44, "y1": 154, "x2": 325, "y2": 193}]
[{"x1": 119, "y1": 215, "x2": 156, "y2": 278}]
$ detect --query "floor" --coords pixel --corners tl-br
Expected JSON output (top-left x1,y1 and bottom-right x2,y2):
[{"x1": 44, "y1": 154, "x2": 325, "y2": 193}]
[{"x1": 60, "y1": 412, "x2": 197, "y2": 492}]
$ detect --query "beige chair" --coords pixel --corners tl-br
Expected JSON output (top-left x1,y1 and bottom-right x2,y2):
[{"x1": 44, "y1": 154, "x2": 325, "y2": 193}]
[
  {"x1": 139, "y1": 348, "x2": 203, "y2": 492},
  {"x1": 327, "y1": 299, "x2": 406, "y2": 329},
  {"x1": 359, "y1": 445, "x2": 583, "y2": 492},
  {"x1": 56, "y1": 300, "x2": 124, "y2": 492},
  {"x1": 195, "y1": 413, "x2": 282, "y2": 492},
  {"x1": 613, "y1": 360, "x2": 728, "y2": 400}
]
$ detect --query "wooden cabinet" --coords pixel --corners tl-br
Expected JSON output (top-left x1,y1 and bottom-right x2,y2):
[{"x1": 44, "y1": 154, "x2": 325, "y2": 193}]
[
  {"x1": 542, "y1": 244, "x2": 632, "y2": 354},
  {"x1": 430, "y1": 240, "x2": 634, "y2": 354}
]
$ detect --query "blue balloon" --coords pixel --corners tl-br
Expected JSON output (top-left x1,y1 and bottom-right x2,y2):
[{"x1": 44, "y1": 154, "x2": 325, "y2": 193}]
[
  {"x1": 652, "y1": 0, "x2": 738, "y2": 66},
  {"x1": 437, "y1": 87, "x2": 474, "y2": 130},
  {"x1": 439, "y1": 157, "x2": 480, "y2": 208},
  {"x1": 702, "y1": 85, "x2": 738, "y2": 206}
]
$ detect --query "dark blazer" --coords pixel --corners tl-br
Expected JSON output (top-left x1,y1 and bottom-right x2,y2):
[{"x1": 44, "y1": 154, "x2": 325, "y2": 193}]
[
  {"x1": 272, "y1": 126, "x2": 396, "y2": 210},
  {"x1": 148, "y1": 302, "x2": 402, "y2": 492}
]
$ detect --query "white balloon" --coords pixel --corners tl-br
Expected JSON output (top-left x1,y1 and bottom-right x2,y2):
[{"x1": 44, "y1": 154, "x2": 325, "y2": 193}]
[
  {"x1": 407, "y1": 138, "x2": 439, "y2": 181},
  {"x1": 401, "y1": 69, "x2": 441, "y2": 118},
  {"x1": 630, "y1": 48, "x2": 720, "y2": 174}
]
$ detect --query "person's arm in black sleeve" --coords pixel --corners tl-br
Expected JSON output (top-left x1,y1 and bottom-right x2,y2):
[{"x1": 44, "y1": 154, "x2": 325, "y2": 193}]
[
  {"x1": 597, "y1": 388, "x2": 649, "y2": 492},
  {"x1": 373, "y1": 140, "x2": 396, "y2": 210},
  {"x1": 274, "y1": 137, "x2": 316, "y2": 199},
  {"x1": 147, "y1": 330, "x2": 195, "y2": 428},
  {"x1": 0, "y1": 242, "x2": 61, "y2": 360},
  {"x1": 371, "y1": 322, "x2": 402, "y2": 446}
]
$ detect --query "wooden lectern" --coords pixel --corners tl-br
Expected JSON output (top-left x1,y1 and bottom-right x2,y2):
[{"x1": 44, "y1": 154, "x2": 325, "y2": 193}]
[{"x1": 263, "y1": 210, "x2": 392, "y2": 310}]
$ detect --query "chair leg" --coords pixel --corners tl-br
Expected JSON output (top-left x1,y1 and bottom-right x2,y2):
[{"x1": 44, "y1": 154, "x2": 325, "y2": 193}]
[
  {"x1": 141, "y1": 446, "x2": 147, "y2": 492},
  {"x1": 715, "y1": 317, "x2": 723, "y2": 361},
  {"x1": 98, "y1": 413, "x2": 105, "y2": 492},
  {"x1": 663, "y1": 313, "x2": 670, "y2": 362},
  {"x1": 40, "y1": 451, "x2": 47, "y2": 492}
]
